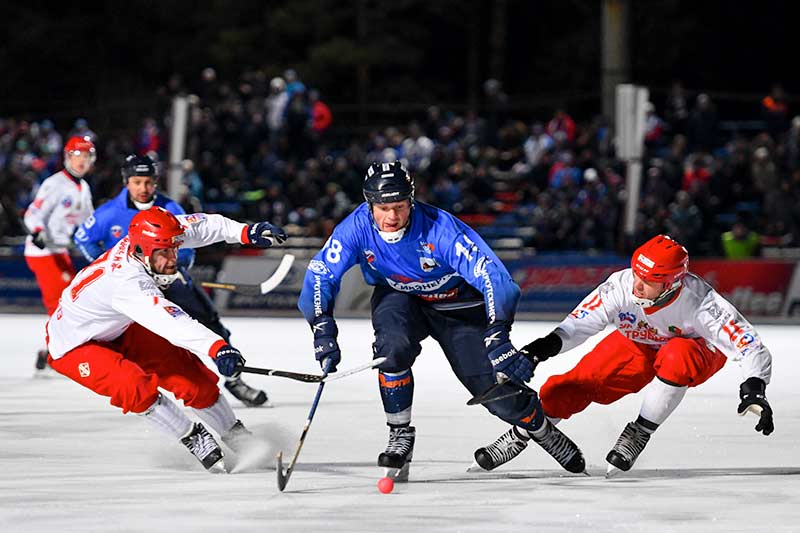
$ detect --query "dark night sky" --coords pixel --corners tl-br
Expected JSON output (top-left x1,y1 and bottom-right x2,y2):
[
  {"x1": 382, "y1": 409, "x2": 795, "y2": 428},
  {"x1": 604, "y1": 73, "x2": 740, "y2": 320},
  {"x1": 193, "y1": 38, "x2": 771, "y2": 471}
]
[{"x1": 0, "y1": 1, "x2": 795, "y2": 129}]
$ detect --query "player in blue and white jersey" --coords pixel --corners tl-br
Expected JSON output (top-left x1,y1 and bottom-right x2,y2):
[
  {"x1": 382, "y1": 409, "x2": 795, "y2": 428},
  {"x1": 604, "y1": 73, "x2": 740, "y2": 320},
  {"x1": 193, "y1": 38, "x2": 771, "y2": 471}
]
[
  {"x1": 74, "y1": 154, "x2": 278, "y2": 407},
  {"x1": 298, "y1": 161, "x2": 586, "y2": 479}
]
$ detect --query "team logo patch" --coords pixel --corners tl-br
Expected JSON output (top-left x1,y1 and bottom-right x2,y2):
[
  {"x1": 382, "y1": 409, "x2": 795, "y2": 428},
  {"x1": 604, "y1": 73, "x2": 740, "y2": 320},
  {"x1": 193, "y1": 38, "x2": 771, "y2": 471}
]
[
  {"x1": 420, "y1": 256, "x2": 437, "y2": 272},
  {"x1": 473, "y1": 256, "x2": 489, "y2": 277},
  {"x1": 61, "y1": 197, "x2": 73, "y2": 208},
  {"x1": 78, "y1": 362, "x2": 90, "y2": 377},
  {"x1": 618, "y1": 312, "x2": 636, "y2": 324},
  {"x1": 308, "y1": 259, "x2": 329, "y2": 275},
  {"x1": 110, "y1": 225, "x2": 123, "y2": 239},
  {"x1": 668, "y1": 325, "x2": 683, "y2": 335},
  {"x1": 364, "y1": 250, "x2": 376, "y2": 263},
  {"x1": 183, "y1": 214, "x2": 205, "y2": 224},
  {"x1": 163, "y1": 305, "x2": 187, "y2": 318}
]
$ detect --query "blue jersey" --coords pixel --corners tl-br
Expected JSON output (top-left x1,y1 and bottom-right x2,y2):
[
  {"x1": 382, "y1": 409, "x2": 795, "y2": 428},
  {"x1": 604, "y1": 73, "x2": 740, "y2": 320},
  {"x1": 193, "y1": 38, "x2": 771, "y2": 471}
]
[
  {"x1": 73, "y1": 189, "x2": 195, "y2": 268},
  {"x1": 298, "y1": 202, "x2": 520, "y2": 326}
]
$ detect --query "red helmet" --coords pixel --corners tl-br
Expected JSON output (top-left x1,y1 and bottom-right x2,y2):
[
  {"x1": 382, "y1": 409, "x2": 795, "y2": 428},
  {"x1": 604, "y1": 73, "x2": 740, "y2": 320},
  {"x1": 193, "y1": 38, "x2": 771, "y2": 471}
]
[
  {"x1": 631, "y1": 234, "x2": 688, "y2": 285},
  {"x1": 64, "y1": 135, "x2": 96, "y2": 156},
  {"x1": 128, "y1": 207, "x2": 185, "y2": 259},
  {"x1": 63, "y1": 136, "x2": 97, "y2": 177}
]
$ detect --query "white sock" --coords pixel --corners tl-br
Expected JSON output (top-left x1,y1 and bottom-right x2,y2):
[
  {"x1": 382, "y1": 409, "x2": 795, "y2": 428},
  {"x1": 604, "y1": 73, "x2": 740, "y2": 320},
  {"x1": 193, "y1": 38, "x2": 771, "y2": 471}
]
[
  {"x1": 139, "y1": 394, "x2": 193, "y2": 439},
  {"x1": 192, "y1": 393, "x2": 237, "y2": 435},
  {"x1": 385, "y1": 407, "x2": 412, "y2": 427},
  {"x1": 528, "y1": 417, "x2": 553, "y2": 439},
  {"x1": 638, "y1": 378, "x2": 688, "y2": 427}
]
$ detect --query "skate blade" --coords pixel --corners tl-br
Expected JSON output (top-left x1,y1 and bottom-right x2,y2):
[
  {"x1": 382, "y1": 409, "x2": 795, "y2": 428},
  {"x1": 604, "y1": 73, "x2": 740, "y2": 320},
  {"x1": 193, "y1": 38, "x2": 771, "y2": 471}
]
[
  {"x1": 466, "y1": 461, "x2": 485, "y2": 473},
  {"x1": 605, "y1": 463, "x2": 622, "y2": 478},
  {"x1": 33, "y1": 369, "x2": 62, "y2": 379},
  {"x1": 740, "y1": 404, "x2": 763, "y2": 417},
  {"x1": 384, "y1": 463, "x2": 410, "y2": 482},
  {"x1": 208, "y1": 458, "x2": 228, "y2": 474}
]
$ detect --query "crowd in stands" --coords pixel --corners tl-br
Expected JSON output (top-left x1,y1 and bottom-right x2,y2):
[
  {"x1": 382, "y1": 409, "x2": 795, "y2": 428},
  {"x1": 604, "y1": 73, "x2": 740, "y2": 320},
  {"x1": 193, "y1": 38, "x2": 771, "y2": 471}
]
[{"x1": 2, "y1": 69, "x2": 799, "y2": 259}]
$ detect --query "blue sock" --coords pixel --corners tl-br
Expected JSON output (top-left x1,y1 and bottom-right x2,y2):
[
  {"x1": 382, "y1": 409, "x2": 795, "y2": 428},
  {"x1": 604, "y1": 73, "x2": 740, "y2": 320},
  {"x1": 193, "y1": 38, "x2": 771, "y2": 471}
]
[{"x1": 379, "y1": 369, "x2": 414, "y2": 427}]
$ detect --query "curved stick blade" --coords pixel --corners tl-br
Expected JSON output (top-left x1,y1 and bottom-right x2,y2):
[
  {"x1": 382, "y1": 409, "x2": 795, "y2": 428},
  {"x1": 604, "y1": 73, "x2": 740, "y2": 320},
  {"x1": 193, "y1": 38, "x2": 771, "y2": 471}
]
[{"x1": 276, "y1": 451, "x2": 290, "y2": 491}]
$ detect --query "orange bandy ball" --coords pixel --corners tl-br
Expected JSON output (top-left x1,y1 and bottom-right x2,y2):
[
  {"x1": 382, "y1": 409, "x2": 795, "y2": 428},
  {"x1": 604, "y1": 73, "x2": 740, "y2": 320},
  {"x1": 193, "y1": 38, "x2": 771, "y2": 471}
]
[{"x1": 377, "y1": 476, "x2": 394, "y2": 494}]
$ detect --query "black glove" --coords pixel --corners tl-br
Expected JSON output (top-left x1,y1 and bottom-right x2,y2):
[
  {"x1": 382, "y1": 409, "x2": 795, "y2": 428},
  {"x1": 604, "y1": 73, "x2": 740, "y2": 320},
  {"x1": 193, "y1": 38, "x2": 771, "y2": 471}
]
[
  {"x1": 521, "y1": 332, "x2": 562, "y2": 369},
  {"x1": 214, "y1": 343, "x2": 246, "y2": 378},
  {"x1": 484, "y1": 324, "x2": 532, "y2": 384},
  {"x1": 737, "y1": 377, "x2": 774, "y2": 436},
  {"x1": 245, "y1": 222, "x2": 288, "y2": 248},
  {"x1": 31, "y1": 230, "x2": 47, "y2": 250},
  {"x1": 312, "y1": 316, "x2": 341, "y2": 373}
]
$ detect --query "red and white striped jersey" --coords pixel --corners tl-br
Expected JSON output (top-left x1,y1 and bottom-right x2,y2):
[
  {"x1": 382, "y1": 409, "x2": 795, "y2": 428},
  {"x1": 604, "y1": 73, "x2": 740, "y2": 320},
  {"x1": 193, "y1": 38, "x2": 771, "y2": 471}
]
[
  {"x1": 554, "y1": 269, "x2": 772, "y2": 383},
  {"x1": 46, "y1": 213, "x2": 247, "y2": 360},
  {"x1": 23, "y1": 170, "x2": 93, "y2": 257}
]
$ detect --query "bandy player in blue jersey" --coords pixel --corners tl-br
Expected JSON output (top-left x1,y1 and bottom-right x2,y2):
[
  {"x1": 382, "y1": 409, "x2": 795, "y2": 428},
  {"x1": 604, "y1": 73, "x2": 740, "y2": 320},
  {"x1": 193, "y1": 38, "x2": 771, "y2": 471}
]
[{"x1": 298, "y1": 161, "x2": 586, "y2": 480}]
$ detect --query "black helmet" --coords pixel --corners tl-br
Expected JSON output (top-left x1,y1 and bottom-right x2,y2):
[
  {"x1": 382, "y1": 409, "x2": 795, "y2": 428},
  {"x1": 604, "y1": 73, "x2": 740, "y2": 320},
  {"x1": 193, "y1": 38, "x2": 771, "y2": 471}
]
[
  {"x1": 121, "y1": 154, "x2": 158, "y2": 183},
  {"x1": 363, "y1": 161, "x2": 414, "y2": 204}
]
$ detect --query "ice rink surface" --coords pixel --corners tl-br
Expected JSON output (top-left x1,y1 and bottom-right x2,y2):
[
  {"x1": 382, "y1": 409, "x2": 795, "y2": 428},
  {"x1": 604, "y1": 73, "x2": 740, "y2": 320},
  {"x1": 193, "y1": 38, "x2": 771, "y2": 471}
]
[{"x1": 1, "y1": 313, "x2": 799, "y2": 532}]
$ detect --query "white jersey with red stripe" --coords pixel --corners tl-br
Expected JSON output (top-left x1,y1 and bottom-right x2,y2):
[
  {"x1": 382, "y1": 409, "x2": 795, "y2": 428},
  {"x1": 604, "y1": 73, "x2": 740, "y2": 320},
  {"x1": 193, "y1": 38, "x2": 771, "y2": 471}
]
[
  {"x1": 553, "y1": 269, "x2": 772, "y2": 383},
  {"x1": 46, "y1": 213, "x2": 247, "y2": 360},
  {"x1": 23, "y1": 170, "x2": 94, "y2": 257}
]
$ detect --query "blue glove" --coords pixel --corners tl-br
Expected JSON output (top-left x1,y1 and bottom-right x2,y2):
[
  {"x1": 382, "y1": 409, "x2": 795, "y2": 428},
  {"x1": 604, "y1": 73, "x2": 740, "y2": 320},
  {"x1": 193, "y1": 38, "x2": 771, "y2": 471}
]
[
  {"x1": 245, "y1": 222, "x2": 288, "y2": 248},
  {"x1": 737, "y1": 377, "x2": 774, "y2": 435},
  {"x1": 214, "y1": 343, "x2": 245, "y2": 377},
  {"x1": 312, "y1": 316, "x2": 341, "y2": 373},
  {"x1": 484, "y1": 324, "x2": 533, "y2": 384}
]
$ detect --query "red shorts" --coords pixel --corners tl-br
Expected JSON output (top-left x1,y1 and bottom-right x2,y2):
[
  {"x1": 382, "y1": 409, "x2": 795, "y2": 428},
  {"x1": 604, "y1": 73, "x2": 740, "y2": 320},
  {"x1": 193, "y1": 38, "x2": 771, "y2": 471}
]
[
  {"x1": 26, "y1": 253, "x2": 76, "y2": 315},
  {"x1": 49, "y1": 323, "x2": 220, "y2": 414},
  {"x1": 540, "y1": 330, "x2": 727, "y2": 420}
]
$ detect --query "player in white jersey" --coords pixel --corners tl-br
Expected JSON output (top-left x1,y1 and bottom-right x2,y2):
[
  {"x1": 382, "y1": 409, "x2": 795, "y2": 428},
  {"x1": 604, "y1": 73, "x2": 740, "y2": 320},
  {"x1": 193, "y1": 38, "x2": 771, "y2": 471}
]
[
  {"x1": 475, "y1": 234, "x2": 774, "y2": 473},
  {"x1": 24, "y1": 136, "x2": 96, "y2": 372},
  {"x1": 46, "y1": 206, "x2": 288, "y2": 471}
]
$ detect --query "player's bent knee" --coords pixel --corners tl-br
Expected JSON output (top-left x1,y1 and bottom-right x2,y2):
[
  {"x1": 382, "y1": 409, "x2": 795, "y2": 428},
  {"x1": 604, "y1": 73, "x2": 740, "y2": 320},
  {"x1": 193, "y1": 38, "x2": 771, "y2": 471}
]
[
  {"x1": 486, "y1": 393, "x2": 544, "y2": 431},
  {"x1": 373, "y1": 335, "x2": 416, "y2": 372},
  {"x1": 111, "y1": 377, "x2": 160, "y2": 414},
  {"x1": 656, "y1": 341, "x2": 698, "y2": 386},
  {"x1": 177, "y1": 383, "x2": 219, "y2": 410}
]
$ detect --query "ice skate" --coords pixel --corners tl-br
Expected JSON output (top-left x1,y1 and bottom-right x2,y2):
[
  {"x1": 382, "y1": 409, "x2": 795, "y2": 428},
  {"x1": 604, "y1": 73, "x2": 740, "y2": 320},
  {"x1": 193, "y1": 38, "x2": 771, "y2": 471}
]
[
  {"x1": 33, "y1": 350, "x2": 59, "y2": 378},
  {"x1": 181, "y1": 422, "x2": 225, "y2": 472},
  {"x1": 606, "y1": 421, "x2": 651, "y2": 474},
  {"x1": 469, "y1": 427, "x2": 528, "y2": 472},
  {"x1": 224, "y1": 377, "x2": 270, "y2": 407},
  {"x1": 530, "y1": 419, "x2": 586, "y2": 474},
  {"x1": 378, "y1": 426, "x2": 415, "y2": 482},
  {"x1": 221, "y1": 419, "x2": 254, "y2": 453}
]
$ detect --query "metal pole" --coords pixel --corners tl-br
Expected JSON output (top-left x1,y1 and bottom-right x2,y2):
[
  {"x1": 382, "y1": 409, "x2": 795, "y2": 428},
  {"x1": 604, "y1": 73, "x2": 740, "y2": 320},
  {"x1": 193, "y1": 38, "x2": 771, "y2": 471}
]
[{"x1": 167, "y1": 95, "x2": 189, "y2": 199}]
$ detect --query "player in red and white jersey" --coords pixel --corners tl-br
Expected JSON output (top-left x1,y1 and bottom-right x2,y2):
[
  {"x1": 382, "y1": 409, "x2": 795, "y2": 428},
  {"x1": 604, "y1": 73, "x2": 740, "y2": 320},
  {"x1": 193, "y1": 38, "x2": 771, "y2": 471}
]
[
  {"x1": 46, "y1": 206, "x2": 288, "y2": 471},
  {"x1": 475, "y1": 235, "x2": 774, "y2": 474},
  {"x1": 24, "y1": 136, "x2": 96, "y2": 371}
]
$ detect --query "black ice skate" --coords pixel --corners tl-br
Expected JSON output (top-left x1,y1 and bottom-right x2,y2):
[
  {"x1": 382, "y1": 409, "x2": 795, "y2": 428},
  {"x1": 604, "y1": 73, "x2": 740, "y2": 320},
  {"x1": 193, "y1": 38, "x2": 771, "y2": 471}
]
[
  {"x1": 530, "y1": 419, "x2": 586, "y2": 474},
  {"x1": 378, "y1": 426, "x2": 415, "y2": 481},
  {"x1": 224, "y1": 377, "x2": 269, "y2": 407},
  {"x1": 606, "y1": 421, "x2": 651, "y2": 474},
  {"x1": 33, "y1": 350, "x2": 59, "y2": 379},
  {"x1": 35, "y1": 349, "x2": 48, "y2": 370},
  {"x1": 181, "y1": 422, "x2": 224, "y2": 472},
  {"x1": 470, "y1": 427, "x2": 529, "y2": 472},
  {"x1": 221, "y1": 419, "x2": 254, "y2": 453}
]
